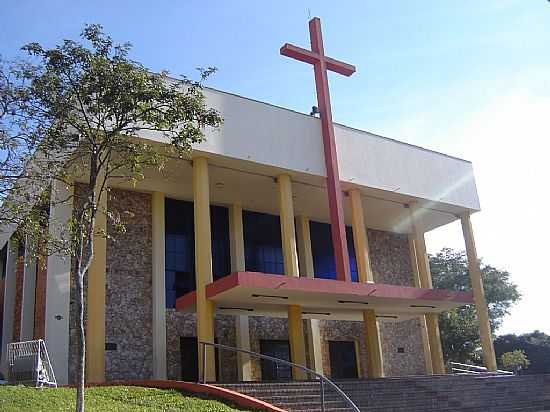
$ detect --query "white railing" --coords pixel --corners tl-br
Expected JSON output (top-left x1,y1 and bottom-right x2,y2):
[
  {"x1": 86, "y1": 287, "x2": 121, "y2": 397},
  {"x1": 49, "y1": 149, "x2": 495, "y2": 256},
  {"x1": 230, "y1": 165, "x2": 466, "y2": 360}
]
[{"x1": 449, "y1": 361, "x2": 513, "y2": 376}]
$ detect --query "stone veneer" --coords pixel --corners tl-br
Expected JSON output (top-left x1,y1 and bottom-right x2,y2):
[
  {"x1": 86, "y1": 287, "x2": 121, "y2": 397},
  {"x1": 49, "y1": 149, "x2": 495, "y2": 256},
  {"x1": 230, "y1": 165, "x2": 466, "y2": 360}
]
[
  {"x1": 67, "y1": 188, "x2": 425, "y2": 382},
  {"x1": 69, "y1": 187, "x2": 155, "y2": 382},
  {"x1": 104, "y1": 188, "x2": 154, "y2": 381},
  {"x1": 165, "y1": 311, "x2": 237, "y2": 382},
  {"x1": 315, "y1": 228, "x2": 426, "y2": 378}
]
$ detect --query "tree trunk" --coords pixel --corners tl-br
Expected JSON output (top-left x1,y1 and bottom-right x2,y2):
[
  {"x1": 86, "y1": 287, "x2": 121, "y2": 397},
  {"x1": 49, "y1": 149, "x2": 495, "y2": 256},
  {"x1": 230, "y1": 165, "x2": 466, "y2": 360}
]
[
  {"x1": 75, "y1": 221, "x2": 94, "y2": 412},
  {"x1": 75, "y1": 268, "x2": 85, "y2": 412}
]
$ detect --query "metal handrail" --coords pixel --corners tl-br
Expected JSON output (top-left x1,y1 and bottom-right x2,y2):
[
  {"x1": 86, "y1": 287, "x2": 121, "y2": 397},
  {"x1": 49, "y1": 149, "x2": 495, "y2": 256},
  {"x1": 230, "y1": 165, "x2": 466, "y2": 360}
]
[
  {"x1": 199, "y1": 341, "x2": 361, "y2": 412},
  {"x1": 449, "y1": 361, "x2": 514, "y2": 375}
]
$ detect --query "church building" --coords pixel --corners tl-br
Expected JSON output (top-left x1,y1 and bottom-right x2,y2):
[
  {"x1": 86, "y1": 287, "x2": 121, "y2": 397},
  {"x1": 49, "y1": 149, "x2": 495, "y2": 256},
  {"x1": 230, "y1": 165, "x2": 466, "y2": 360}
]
[{"x1": 0, "y1": 18, "x2": 495, "y2": 386}]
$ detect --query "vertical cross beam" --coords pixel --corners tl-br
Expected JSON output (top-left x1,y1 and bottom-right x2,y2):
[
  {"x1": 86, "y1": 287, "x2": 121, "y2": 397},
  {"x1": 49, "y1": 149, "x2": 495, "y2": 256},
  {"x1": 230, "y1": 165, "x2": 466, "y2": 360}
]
[{"x1": 281, "y1": 17, "x2": 355, "y2": 282}]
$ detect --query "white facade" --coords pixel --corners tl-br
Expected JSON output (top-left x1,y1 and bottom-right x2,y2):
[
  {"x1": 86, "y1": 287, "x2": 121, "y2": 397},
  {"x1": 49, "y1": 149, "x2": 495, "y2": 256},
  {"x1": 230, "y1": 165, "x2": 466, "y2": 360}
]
[{"x1": 141, "y1": 86, "x2": 480, "y2": 213}]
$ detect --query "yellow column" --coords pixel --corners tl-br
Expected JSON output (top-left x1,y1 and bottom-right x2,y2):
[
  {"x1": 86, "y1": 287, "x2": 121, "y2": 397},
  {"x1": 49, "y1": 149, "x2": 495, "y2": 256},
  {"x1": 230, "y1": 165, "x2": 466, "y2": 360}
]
[
  {"x1": 86, "y1": 184, "x2": 107, "y2": 383},
  {"x1": 278, "y1": 175, "x2": 299, "y2": 277},
  {"x1": 363, "y1": 310, "x2": 384, "y2": 378},
  {"x1": 408, "y1": 233, "x2": 434, "y2": 375},
  {"x1": 349, "y1": 189, "x2": 373, "y2": 283},
  {"x1": 349, "y1": 189, "x2": 384, "y2": 378},
  {"x1": 278, "y1": 174, "x2": 307, "y2": 380},
  {"x1": 461, "y1": 213, "x2": 497, "y2": 371},
  {"x1": 296, "y1": 216, "x2": 324, "y2": 375},
  {"x1": 229, "y1": 204, "x2": 252, "y2": 381},
  {"x1": 409, "y1": 204, "x2": 446, "y2": 374},
  {"x1": 193, "y1": 157, "x2": 216, "y2": 381},
  {"x1": 152, "y1": 192, "x2": 167, "y2": 379}
]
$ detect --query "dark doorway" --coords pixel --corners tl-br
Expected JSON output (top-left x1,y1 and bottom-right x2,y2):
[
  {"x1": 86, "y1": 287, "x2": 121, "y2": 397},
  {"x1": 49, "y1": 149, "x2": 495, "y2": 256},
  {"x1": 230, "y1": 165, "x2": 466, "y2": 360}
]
[
  {"x1": 259, "y1": 340, "x2": 292, "y2": 381},
  {"x1": 329, "y1": 341, "x2": 359, "y2": 379},
  {"x1": 180, "y1": 337, "x2": 220, "y2": 382},
  {"x1": 180, "y1": 337, "x2": 199, "y2": 381}
]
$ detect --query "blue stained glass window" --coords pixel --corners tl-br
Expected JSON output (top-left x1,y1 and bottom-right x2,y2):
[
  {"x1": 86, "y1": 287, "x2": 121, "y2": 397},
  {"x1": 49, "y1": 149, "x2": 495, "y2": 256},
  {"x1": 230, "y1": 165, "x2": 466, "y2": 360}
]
[
  {"x1": 243, "y1": 210, "x2": 284, "y2": 275},
  {"x1": 309, "y1": 220, "x2": 358, "y2": 282},
  {"x1": 164, "y1": 198, "x2": 231, "y2": 308}
]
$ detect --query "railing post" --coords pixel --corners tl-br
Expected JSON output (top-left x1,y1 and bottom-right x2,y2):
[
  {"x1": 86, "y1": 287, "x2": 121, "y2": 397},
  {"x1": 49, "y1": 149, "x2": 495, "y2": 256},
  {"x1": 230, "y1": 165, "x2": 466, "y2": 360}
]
[
  {"x1": 201, "y1": 342, "x2": 206, "y2": 384},
  {"x1": 320, "y1": 378, "x2": 325, "y2": 412}
]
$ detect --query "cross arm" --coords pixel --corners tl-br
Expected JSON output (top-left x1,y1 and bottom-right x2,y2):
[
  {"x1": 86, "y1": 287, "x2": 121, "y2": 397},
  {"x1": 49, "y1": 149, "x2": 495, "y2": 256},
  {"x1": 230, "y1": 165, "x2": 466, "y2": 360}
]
[
  {"x1": 280, "y1": 44, "x2": 356, "y2": 77},
  {"x1": 280, "y1": 43, "x2": 319, "y2": 66}
]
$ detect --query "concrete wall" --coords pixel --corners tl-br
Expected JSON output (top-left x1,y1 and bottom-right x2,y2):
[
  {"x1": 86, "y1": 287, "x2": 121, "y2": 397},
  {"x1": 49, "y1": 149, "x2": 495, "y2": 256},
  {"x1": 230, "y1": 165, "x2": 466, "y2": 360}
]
[{"x1": 139, "y1": 86, "x2": 479, "y2": 211}]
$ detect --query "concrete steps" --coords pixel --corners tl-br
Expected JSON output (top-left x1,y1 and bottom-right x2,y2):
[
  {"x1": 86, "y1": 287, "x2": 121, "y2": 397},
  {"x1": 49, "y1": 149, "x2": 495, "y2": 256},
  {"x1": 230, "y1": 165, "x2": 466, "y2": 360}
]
[{"x1": 217, "y1": 374, "x2": 550, "y2": 412}]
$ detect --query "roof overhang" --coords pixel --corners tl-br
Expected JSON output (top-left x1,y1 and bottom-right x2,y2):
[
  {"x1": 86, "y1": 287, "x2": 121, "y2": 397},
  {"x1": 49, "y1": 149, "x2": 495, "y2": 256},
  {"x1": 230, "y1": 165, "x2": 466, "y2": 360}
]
[{"x1": 176, "y1": 272, "x2": 473, "y2": 322}]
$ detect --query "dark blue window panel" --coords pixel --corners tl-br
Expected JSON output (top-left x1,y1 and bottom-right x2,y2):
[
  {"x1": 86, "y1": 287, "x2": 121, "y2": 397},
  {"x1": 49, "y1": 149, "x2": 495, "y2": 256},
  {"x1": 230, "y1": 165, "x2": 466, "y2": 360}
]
[
  {"x1": 210, "y1": 205, "x2": 231, "y2": 281},
  {"x1": 165, "y1": 198, "x2": 195, "y2": 308},
  {"x1": 309, "y1": 221, "x2": 358, "y2": 282},
  {"x1": 243, "y1": 210, "x2": 284, "y2": 275},
  {"x1": 164, "y1": 198, "x2": 231, "y2": 308}
]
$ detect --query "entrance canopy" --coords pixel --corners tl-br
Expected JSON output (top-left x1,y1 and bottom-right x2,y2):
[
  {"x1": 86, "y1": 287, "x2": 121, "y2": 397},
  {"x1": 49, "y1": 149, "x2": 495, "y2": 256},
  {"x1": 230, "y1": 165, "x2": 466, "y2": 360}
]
[{"x1": 175, "y1": 272, "x2": 473, "y2": 322}]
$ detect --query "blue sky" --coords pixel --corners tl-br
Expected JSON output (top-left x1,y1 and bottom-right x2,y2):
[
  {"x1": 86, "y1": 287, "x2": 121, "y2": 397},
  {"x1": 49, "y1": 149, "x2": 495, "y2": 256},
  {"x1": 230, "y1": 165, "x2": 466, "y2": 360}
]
[{"x1": 2, "y1": 1, "x2": 550, "y2": 335}]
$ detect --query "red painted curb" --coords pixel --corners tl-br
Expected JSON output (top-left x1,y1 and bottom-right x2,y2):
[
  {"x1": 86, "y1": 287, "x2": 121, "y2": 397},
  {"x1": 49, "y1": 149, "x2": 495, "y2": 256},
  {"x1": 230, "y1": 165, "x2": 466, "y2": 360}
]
[{"x1": 66, "y1": 380, "x2": 286, "y2": 412}]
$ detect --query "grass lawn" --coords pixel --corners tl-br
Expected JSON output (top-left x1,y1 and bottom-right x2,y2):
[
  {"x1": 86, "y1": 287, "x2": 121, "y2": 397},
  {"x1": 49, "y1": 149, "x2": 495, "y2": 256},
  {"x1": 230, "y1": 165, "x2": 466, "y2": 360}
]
[{"x1": 0, "y1": 385, "x2": 255, "y2": 412}]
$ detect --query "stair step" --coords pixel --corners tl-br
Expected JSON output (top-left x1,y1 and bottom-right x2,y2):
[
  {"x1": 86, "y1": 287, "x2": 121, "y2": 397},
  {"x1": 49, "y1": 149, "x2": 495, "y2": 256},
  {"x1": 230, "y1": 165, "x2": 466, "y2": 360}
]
[{"x1": 217, "y1": 374, "x2": 550, "y2": 412}]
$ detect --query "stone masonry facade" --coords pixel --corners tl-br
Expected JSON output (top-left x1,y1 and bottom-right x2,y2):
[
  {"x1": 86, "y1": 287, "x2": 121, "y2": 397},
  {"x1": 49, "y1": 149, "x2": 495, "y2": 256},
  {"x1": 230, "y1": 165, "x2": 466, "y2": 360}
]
[{"x1": 67, "y1": 188, "x2": 425, "y2": 382}]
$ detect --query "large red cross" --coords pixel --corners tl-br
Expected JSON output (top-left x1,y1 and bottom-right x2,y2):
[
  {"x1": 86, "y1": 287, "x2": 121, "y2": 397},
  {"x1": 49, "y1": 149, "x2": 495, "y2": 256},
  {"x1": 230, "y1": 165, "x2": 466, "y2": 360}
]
[{"x1": 281, "y1": 17, "x2": 355, "y2": 282}]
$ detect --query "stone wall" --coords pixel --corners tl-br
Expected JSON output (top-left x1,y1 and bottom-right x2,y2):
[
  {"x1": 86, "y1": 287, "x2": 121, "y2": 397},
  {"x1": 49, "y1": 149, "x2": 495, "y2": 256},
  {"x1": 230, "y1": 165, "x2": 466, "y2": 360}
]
[
  {"x1": 104, "y1": 189, "x2": 153, "y2": 381},
  {"x1": 65, "y1": 189, "x2": 426, "y2": 382},
  {"x1": 69, "y1": 186, "x2": 155, "y2": 382},
  {"x1": 318, "y1": 228, "x2": 426, "y2": 378},
  {"x1": 166, "y1": 311, "x2": 237, "y2": 382}
]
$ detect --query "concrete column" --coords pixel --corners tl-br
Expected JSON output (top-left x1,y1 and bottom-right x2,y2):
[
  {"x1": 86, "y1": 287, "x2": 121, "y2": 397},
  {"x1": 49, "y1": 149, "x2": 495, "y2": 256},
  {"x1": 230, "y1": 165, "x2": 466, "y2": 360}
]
[
  {"x1": 409, "y1": 204, "x2": 446, "y2": 374},
  {"x1": 278, "y1": 174, "x2": 307, "y2": 380},
  {"x1": 295, "y1": 215, "x2": 323, "y2": 375},
  {"x1": 229, "y1": 204, "x2": 252, "y2": 381},
  {"x1": 193, "y1": 157, "x2": 216, "y2": 381},
  {"x1": 278, "y1": 175, "x2": 299, "y2": 277},
  {"x1": 44, "y1": 181, "x2": 73, "y2": 385},
  {"x1": 407, "y1": 233, "x2": 434, "y2": 375},
  {"x1": 288, "y1": 304, "x2": 307, "y2": 380},
  {"x1": 349, "y1": 189, "x2": 384, "y2": 378},
  {"x1": 349, "y1": 190, "x2": 373, "y2": 284},
  {"x1": 151, "y1": 192, "x2": 167, "y2": 379},
  {"x1": 20, "y1": 239, "x2": 37, "y2": 341},
  {"x1": 0, "y1": 240, "x2": 18, "y2": 376},
  {"x1": 363, "y1": 309, "x2": 384, "y2": 378},
  {"x1": 461, "y1": 213, "x2": 497, "y2": 371},
  {"x1": 86, "y1": 182, "x2": 107, "y2": 383}
]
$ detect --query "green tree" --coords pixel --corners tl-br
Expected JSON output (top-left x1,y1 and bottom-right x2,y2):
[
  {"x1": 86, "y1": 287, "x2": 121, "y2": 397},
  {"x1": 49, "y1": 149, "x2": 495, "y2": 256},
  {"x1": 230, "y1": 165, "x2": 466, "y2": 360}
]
[
  {"x1": 430, "y1": 248, "x2": 520, "y2": 364},
  {"x1": 1, "y1": 25, "x2": 222, "y2": 412},
  {"x1": 500, "y1": 349, "x2": 529, "y2": 373},
  {"x1": 495, "y1": 331, "x2": 550, "y2": 374}
]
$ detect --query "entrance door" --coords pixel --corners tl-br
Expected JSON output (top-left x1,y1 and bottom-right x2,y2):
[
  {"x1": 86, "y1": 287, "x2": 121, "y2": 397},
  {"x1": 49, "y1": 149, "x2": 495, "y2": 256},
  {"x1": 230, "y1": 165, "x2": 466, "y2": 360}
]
[
  {"x1": 329, "y1": 341, "x2": 359, "y2": 379},
  {"x1": 180, "y1": 337, "x2": 198, "y2": 381},
  {"x1": 180, "y1": 337, "x2": 220, "y2": 382},
  {"x1": 259, "y1": 340, "x2": 292, "y2": 381}
]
